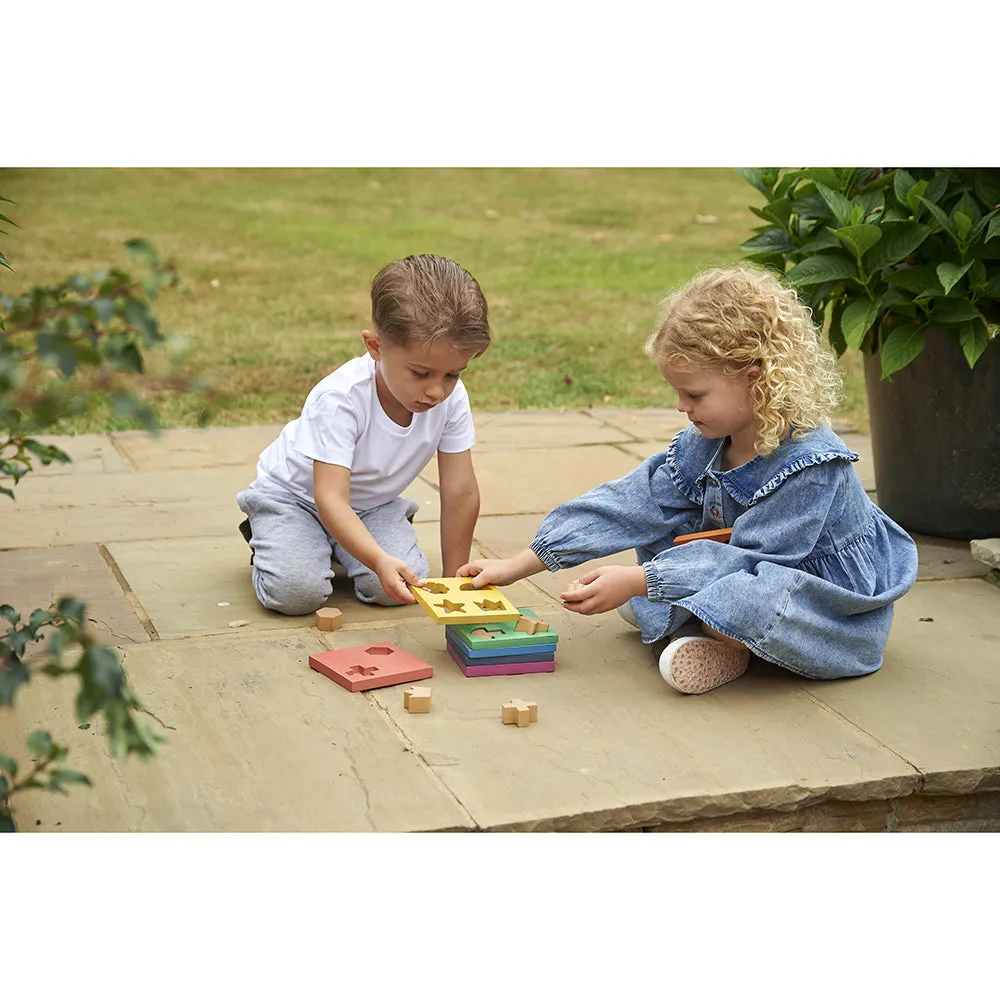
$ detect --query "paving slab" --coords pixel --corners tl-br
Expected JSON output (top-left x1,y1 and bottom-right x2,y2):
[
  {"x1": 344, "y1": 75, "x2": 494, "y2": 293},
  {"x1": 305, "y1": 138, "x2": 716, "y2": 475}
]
[
  {"x1": 801, "y1": 579, "x2": 1000, "y2": 796},
  {"x1": 6, "y1": 631, "x2": 474, "y2": 832},
  {"x1": 422, "y1": 446, "x2": 639, "y2": 516},
  {"x1": 911, "y1": 533, "x2": 990, "y2": 580},
  {"x1": 584, "y1": 407, "x2": 689, "y2": 442},
  {"x1": 0, "y1": 544, "x2": 149, "y2": 646},
  {"x1": 19, "y1": 433, "x2": 132, "y2": 476},
  {"x1": 360, "y1": 612, "x2": 917, "y2": 831},
  {"x1": 111, "y1": 425, "x2": 284, "y2": 471},
  {"x1": 5, "y1": 416, "x2": 998, "y2": 834},
  {"x1": 471, "y1": 411, "x2": 633, "y2": 451},
  {"x1": 2, "y1": 466, "x2": 439, "y2": 548},
  {"x1": 105, "y1": 526, "x2": 543, "y2": 641}
]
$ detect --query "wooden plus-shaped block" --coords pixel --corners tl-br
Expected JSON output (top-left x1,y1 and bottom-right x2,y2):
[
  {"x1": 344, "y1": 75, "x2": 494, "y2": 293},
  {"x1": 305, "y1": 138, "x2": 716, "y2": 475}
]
[
  {"x1": 501, "y1": 699, "x2": 538, "y2": 728},
  {"x1": 308, "y1": 643, "x2": 433, "y2": 693},
  {"x1": 407, "y1": 577, "x2": 521, "y2": 626},
  {"x1": 403, "y1": 686, "x2": 432, "y2": 713}
]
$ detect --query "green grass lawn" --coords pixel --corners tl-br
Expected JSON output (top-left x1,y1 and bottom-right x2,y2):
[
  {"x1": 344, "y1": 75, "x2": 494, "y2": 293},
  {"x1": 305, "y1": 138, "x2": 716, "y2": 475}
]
[{"x1": 0, "y1": 168, "x2": 868, "y2": 432}]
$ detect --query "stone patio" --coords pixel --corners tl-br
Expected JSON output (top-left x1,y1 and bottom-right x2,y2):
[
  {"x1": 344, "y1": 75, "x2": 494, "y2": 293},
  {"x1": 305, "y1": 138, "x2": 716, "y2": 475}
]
[{"x1": 4, "y1": 410, "x2": 999, "y2": 832}]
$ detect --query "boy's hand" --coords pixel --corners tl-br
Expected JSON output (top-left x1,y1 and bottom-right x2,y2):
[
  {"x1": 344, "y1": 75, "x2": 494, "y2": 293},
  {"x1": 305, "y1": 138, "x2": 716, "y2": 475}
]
[
  {"x1": 456, "y1": 557, "x2": 519, "y2": 588},
  {"x1": 375, "y1": 555, "x2": 424, "y2": 604},
  {"x1": 559, "y1": 565, "x2": 647, "y2": 616}
]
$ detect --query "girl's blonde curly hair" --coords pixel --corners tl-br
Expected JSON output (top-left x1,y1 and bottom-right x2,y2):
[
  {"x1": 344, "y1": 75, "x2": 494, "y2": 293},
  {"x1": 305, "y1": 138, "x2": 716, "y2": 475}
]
[{"x1": 644, "y1": 265, "x2": 843, "y2": 456}]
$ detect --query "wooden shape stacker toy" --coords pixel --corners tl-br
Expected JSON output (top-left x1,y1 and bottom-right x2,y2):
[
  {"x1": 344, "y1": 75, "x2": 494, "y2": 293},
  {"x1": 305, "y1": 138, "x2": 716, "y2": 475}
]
[{"x1": 408, "y1": 577, "x2": 521, "y2": 626}]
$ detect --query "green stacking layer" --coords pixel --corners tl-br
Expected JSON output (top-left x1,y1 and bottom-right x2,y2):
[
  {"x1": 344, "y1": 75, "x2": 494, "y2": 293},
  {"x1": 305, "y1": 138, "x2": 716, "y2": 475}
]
[{"x1": 446, "y1": 607, "x2": 559, "y2": 649}]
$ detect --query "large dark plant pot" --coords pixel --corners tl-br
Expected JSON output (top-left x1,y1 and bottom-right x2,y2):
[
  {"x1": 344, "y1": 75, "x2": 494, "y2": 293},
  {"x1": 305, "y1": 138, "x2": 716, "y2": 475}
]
[{"x1": 864, "y1": 327, "x2": 1000, "y2": 539}]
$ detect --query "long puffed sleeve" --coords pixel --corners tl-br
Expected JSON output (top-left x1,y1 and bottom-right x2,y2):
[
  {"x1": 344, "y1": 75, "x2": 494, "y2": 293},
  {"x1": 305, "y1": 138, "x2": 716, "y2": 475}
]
[{"x1": 529, "y1": 452, "x2": 701, "y2": 571}]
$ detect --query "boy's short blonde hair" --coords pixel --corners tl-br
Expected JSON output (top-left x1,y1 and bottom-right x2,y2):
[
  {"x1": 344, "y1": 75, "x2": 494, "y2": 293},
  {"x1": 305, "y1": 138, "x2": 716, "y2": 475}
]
[
  {"x1": 645, "y1": 266, "x2": 843, "y2": 455},
  {"x1": 371, "y1": 254, "x2": 491, "y2": 357}
]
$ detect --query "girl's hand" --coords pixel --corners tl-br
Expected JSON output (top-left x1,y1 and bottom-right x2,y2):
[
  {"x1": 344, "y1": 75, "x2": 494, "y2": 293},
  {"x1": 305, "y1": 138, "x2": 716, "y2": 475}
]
[
  {"x1": 456, "y1": 557, "x2": 519, "y2": 588},
  {"x1": 559, "y1": 565, "x2": 647, "y2": 616},
  {"x1": 375, "y1": 555, "x2": 423, "y2": 604}
]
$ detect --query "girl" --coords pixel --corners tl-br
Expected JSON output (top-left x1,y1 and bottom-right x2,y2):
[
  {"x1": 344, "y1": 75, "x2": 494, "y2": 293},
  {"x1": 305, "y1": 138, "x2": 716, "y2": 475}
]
[{"x1": 458, "y1": 266, "x2": 919, "y2": 694}]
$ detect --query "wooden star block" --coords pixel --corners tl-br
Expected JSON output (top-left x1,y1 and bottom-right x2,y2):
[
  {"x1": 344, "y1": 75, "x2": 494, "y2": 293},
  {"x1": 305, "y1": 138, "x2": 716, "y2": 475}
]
[
  {"x1": 407, "y1": 577, "x2": 520, "y2": 625},
  {"x1": 514, "y1": 615, "x2": 549, "y2": 635}
]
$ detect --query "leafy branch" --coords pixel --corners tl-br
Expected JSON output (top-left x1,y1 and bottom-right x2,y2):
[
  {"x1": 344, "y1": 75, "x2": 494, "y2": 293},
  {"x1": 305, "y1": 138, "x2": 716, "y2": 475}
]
[
  {"x1": 738, "y1": 168, "x2": 1000, "y2": 377},
  {"x1": 1, "y1": 198, "x2": 210, "y2": 832}
]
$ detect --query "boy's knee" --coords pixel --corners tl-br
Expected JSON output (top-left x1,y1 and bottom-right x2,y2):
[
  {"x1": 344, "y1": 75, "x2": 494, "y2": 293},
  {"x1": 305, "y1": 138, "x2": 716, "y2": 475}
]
[
  {"x1": 353, "y1": 571, "x2": 406, "y2": 607},
  {"x1": 255, "y1": 572, "x2": 331, "y2": 617}
]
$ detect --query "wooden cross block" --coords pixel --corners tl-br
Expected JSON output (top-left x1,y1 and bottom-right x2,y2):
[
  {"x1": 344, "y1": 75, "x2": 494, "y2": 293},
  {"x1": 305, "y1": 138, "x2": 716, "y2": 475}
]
[
  {"x1": 565, "y1": 581, "x2": 585, "y2": 593},
  {"x1": 403, "y1": 686, "x2": 432, "y2": 714},
  {"x1": 501, "y1": 699, "x2": 538, "y2": 728},
  {"x1": 314, "y1": 607, "x2": 344, "y2": 632},
  {"x1": 514, "y1": 615, "x2": 549, "y2": 635}
]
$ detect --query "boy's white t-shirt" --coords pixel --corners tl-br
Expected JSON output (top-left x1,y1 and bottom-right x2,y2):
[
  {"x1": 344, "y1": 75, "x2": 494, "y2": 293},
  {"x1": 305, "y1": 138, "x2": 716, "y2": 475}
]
[{"x1": 256, "y1": 354, "x2": 475, "y2": 512}]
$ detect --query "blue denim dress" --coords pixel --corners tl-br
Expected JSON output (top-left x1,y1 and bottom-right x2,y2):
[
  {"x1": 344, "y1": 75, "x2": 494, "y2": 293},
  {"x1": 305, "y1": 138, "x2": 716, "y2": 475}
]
[{"x1": 530, "y1": 424, "x2": 919, "y2": 680}]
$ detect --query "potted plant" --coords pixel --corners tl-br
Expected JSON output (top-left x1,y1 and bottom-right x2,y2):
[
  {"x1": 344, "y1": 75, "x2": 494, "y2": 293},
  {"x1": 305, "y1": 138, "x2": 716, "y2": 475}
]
[{"x1": 738, "y1": 167, "x2": 1000, "y2": 539}]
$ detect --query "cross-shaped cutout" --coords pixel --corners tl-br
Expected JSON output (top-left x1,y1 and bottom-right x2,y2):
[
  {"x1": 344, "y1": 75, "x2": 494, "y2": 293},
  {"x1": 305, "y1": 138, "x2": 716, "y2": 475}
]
[
  {"x1": 346, "y1": 664, "x2": 378, "y2": 677},
  {"x1": 476, "y1": 599, "x2": 504, "y2": 611},
  {"x1": 436, "y1": 599, "x2": 465, "y2": 613},
  {"x1": 469, "y1": 626, "x2": 504, "y2": 640}
]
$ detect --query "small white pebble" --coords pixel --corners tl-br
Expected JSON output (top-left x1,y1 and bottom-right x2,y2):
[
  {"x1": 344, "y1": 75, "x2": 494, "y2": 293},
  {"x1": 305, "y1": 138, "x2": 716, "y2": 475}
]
[
  {"x1": 210, "y1": 278, "x2": 221, "y2": 288},
  {"x1": 217, "y1": 601, "x2": 230, "y2": 607},
  {"x1": 228, "y1": 620, "x2": 251, "y2": 628}
]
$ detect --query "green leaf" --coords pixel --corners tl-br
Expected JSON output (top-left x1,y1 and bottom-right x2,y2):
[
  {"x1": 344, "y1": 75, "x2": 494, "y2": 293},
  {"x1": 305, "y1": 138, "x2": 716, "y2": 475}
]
[
  {"x1": 0, "y1": 809, "x2": 17, "y2": 833},
  {"x1": 905, "y1": 180, "x2": 929, "y2": 217},
  {"x1": 757, "y1": 197, "x2": 792, "y2": 230},
  {"x1": 26, "y1": 729, "x2": 54, "y2": 758},
  {"x1": 841, "y1": 297, "x2": 881, "y2": 350},
  {"x1": 0, "y1": 655, "x2": 29, "y2": 706},
  {"x1": 736, "y1": 168, "x2": 775, "y2": 198},
  {"x1": 885, "y1": 265, "x2": 944, "y2": 297},
  {"x1": 957, "y1": 321, "x2": 990, "y2": 368},
  {"x1": 48, "y1": 768, "x2": 92, "y2": 787},
  {"x1": 921, "y1": 197, "x2": 957, "y2": 238},
  {"x1": 879, "y1": 322, "x2": 926, "y2": 378},
  {"x1": 864, "y1": 223, "x2": 931, "y2": 272},
  {"x1": 937, "y1": 260, "x2": 974, "y2": 294},
  {"x1": 797, "y1": 228, "x2": 841, "y2": 254},
  {"x1": 740, "y1": 227, "x2": 796, "y2": 254},
  {"x1": 785, "y1": 254, "x2": 857, "y2": 286},
  {"x1": 933, "y1": 299, "x2": 985, "y2": 324},
  {"x1": 0, "y1": 774, "x2": 8, "y2": 798},
  {"x1": 808, "y1": 168, "x2": 846, "y2": 191},
  {"x1": 835, "y1": 224, "x2": 882, "y2": 265},
  {"x1": 814, "y1": 182, "x2": 855, "y2": 228},
  {"x1": 986, "y1": 214, "x2": 1000, "y2": 243},
  {"x1": 893, "y1": 169, "x2": 917, "y2": 204},
  {"x1": 0, "y1": 752, "x2": 17, "y2": 777}
]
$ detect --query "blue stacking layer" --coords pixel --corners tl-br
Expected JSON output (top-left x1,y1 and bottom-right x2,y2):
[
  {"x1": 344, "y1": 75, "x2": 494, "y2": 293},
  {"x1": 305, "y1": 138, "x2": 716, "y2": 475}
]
[
  {"x1": 446, "y1": 638, "x2": 555, "y2": 666},
  {"x1": 446, "y1": 627, "x2": 556, "y2": 661}
]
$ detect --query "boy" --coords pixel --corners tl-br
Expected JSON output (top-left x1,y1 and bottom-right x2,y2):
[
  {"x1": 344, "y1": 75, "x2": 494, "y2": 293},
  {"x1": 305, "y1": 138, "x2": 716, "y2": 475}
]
[{"x1": 237, "y1": 254, "x2": 491, "y2": 616}]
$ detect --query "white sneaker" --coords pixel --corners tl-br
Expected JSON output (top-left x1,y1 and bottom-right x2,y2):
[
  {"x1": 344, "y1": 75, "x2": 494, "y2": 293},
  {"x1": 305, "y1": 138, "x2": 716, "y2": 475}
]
[
  {"x1": 617, "y1": 602, "x2": 639, "y2": 628},
  {"x1": 658, "y1": 635, "x2": 750, "y2": 694}
]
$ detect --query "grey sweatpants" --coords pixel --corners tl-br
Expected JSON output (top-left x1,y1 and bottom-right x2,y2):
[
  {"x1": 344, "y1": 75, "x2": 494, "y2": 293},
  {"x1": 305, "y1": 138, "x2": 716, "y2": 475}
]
[{"x1": 236, "y1": 479, "x2": 429, "y2": 616}]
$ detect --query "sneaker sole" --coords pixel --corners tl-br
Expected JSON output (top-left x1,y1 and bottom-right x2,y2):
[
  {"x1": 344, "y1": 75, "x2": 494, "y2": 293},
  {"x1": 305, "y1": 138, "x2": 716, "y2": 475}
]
[{"x1": 662, "y1": 637, "x2": 749, "y2": 695}]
